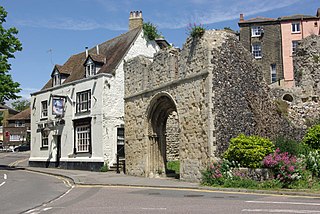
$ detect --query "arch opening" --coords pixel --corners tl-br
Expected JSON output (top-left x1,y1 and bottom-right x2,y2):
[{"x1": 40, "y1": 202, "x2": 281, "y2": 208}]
[{"x1": 147, "y1": 95, "x2": 180, "y2": 178}]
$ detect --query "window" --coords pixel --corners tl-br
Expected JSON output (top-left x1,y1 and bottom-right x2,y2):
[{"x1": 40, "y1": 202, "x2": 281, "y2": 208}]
[
  {"x1": 41, "y1": 101, "x2": 48, "y2": 118},
  {"x1": 52, "y1": 70, "x2": 61, "y2": 86},
  {"x1": 41, "y1": 131, "x2": 49, "y2": 148},
  {"x1": 252, "y1": 43, "x2": 262, "y2": 59},
  {"x1": 76, "y1": 90, "x2": 91, "y2": 113},
  {"x1": 291, "y1": 22, "x2": 300, "y2": 33},
  {"x1": 292, "y1": 40, "x2": 299, "y2": 53},
  {"x1": 251, "y1": 26, "x2": 263, "y2": 37},
  {"x1": 15, "y1": 121, "x2": 25, "y2": 127},
  {"x1": 10, "y1": 134, "x2": 20, "y2": 141},
  {"x1": 85, "y1": 59, "x2": 96, "y2": 77},
  {"x1": 271, "y1": 64, "x2": 277, "y2": 83},
  {"x1": 75, "y1": 124, "x2": 91, "y2": 153}
]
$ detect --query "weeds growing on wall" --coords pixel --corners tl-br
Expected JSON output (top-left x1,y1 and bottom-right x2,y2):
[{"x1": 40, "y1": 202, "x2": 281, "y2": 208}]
[
  {"x1": 143, "y1": 22, "x2": 161, "y2": 41},
  {"x1": 187, "y1": 23, "x2": 205, "y2": 38}
]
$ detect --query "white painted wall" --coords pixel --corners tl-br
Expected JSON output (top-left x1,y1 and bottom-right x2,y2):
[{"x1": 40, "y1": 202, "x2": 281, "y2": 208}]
[{"x1": 30, "y1": 30, "x2": 160, "y2": 168}]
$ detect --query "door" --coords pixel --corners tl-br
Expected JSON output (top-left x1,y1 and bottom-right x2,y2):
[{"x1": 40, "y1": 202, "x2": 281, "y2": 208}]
[{"x1": 56, "y1": 135, "x2": 61, "y2": 167}]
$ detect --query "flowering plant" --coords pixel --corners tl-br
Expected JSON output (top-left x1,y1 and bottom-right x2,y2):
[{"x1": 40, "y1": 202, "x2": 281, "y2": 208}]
[
  {"x1": 187, "y1": 23, "x2": 205, "y2": 38},
  {"x1": 263, "y1": 148, "x2": 303, "y2": 186},
  {"x1": 305, "y1": 150, "x2": 320, "y2": 177}
]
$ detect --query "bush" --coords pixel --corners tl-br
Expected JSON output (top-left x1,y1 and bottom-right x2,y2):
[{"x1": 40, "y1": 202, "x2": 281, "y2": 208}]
[
  {"x1": 223, "y1": 134, "x2": 275, "y2": 168},
  {"x1": 263, "y1": 148, "x2": 304, "y2": 187},
  {"x1": 100, "y1": 163, "x2": 109, "y2": 172},
  {"x1": 143, "y1": 22, "x2": 161, "y2": 41},
  {"x1": 201, "y1": 159, "x2": 234, "y2": 186},
  {"x1": 303, "y1": 124, "x2": 320, "y2": 150},
  {"x1": 187, "y1": 23, "x2": 205, "y2": 38},
  {"x1": 305, "y1": 150, "x2": 320, "y2": 177},
  {"x1": 274, "y1": 137, "x2": 309, "y2": 156}
]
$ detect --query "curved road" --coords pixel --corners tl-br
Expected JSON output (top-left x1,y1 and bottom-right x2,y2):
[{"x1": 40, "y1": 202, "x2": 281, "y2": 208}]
[{"x1": 0, "y1": 152, "x2": 71, "y2": 214}]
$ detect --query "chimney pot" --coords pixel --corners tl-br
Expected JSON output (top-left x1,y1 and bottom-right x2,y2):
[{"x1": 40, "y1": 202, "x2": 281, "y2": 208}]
[
  {"x1": 240, "y1": 14, "x2": 244, "y2": 22},
  {"x1": 96, "y1": 45, "x2": 99, "y2": 55},
  {"x1": 85, "y1": 47, "x2": 88, "y2": 58},
  {"x1": 129, "y1": 10, "x2": 143, "y2": 31}
]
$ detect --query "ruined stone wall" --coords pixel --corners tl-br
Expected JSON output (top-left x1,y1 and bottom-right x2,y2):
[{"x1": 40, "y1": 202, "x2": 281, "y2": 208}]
[
  {"x1": 166, "y1": 112, "x2": 180, "y2": 161},
  {"x1": 124, "y1": 30, "x2": 303, "y2": 182},
  {"x1": 124, "y1": 36, "x2": 211, "y2": 181}
]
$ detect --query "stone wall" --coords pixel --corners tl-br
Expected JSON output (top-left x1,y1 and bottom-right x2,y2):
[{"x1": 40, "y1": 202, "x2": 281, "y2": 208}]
[{"x1": 124, "y1": 30, "x2": 303, "y2": 182}]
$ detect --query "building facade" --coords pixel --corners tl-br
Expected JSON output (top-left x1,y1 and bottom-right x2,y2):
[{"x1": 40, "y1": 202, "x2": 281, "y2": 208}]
[
  {"x1": 3, "y1": 108, "x2": 31, "y2": 148},
  {"x1": 0, "y1": 104, "x2": 19, "y2": 146},
  {"x1": 29, "y1": 11, "x2": 162, "y2": 170},
  {"x1": 238, "y1": 8, "x2": 320, "y2": 88}
]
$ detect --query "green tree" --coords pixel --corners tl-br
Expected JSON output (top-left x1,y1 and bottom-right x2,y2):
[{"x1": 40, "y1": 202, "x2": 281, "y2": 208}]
[
  {"x1": 0, "y1": 6, "x2": 22, "y2": 103},
  {"x1": 11, "y1": 99, "x2": 30, "y2": 111}
]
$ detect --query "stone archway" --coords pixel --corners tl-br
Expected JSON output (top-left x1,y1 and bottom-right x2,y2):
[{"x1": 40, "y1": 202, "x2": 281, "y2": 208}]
[{"x1": 147, "y1": 93, "x2": 179, "y2": 178}]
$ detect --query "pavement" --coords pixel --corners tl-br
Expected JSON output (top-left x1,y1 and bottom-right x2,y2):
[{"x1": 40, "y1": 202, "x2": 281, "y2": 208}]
[{"x1": 9, "y1": 153, "x2": 320, "y2": 198}]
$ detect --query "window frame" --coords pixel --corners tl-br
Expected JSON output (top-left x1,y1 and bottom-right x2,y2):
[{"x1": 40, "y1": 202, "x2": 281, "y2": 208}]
[
  {"x1": 41, "y1": 131, "x2": 49, "y2": 148},
  {"x1": 10, "y1": 134, "x2": 21, "y2": 141},
  {"x1": 15, "y1": 120, "x2": 25, "y2": 127},
  {"x1": 270, "y1": 64, "x2": 277, "y2": 83},
  {"x1": 52, "y1": 70, "x2": 61, "y2": 87},
  {"x1": 85, "y1": 59, "x2": 96, "y2": 77},
  {"x1": 291, "y1": 22, "x2": 301, "y2": 33},
  {"x1": 76, "y1": 90, "x2": 91, "y2": 113},
  {"x1": 41, "y1": 101, "x2": 48, "y2": 119},
  {"x1": 251, "y1": 26, "x2": 262, "y2": 37},
  {"x1": 292, "y1": 40, "x2": 299, "y2": 54},
  {"x1": 252, "y1": 43, "x2": 262, "y2": 59}
]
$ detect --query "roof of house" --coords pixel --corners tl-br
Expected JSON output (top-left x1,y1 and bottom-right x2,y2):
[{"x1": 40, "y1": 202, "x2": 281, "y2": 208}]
[
  {"x1": 7, "y1": 108, "x2": 30, "y2": 121},
  {"x1": 42, "y1": 27, "x2": 142, "y2": 90},
  {"x1": 279, "y1": 14, "x2": 319, "y2": 21},
  {"x1": 0, "y1": 104, "x2": 19, "y2": 114},
  {"x1": 239, "y1": 17, "x2": 277, "y2": 24}
]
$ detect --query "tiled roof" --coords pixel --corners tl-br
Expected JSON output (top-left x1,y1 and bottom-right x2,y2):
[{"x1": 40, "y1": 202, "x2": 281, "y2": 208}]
[
  {"x1": 279, "y1": 14, "x2": 319, "y2": 21},
  {"x1": 89, "y1": 54, "x2": 105, "y2": 64},
  {"x1": 7, "y1": 108, "x2": 30, "y2": 121},
  {"x1": 239, "y1": 17, "x2": 277, "y2": 24},
  {"x1": 0, "y1": 104, "x2": 19, "y2": 114},
  {"x1": 42, "y1": 27, "x2": 142, "y2": 90}
]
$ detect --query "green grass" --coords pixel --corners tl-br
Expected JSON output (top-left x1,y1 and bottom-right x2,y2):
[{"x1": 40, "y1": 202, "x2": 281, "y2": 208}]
[{"x1": 167, "y1": 161, "x2": 180, "y2": 174}]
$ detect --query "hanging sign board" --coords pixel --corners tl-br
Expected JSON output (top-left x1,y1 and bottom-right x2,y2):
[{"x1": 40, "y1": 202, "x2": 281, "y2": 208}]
[{"x1": 52, "y1": 97, "x2": 65, "y2": 116}]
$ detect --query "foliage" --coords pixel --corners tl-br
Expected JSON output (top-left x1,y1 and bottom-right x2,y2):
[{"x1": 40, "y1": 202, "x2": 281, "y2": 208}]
[
  {"x1": 274, "y1": 137, "x2": 309, "y2": 157},
  {"x1": 223, "y1": 134, "x2": 274, "y2": 168},
  {"x1": 263, "y1": 148, "x2": 304, "y2": 187},
  {"x1": 167, "y1": 161, "x2": 180, "y2": 174},
  {"x1": 143, "y1": 22, "x2": 161, "y2": 41},
  {"x1": 303, "y1": 124, "x2": 320, "y2": 150},
  {"x1": 100, "y1": 163, "x2": 109, "y2": 172},
  {"x1": 0, "y1": 6, "x2": 22, "y2": 103},
  {"x1": 305, "y1": 150, "x2": 320, "y2": 177},
  {"x1": 11, "y1": 99, "x2": 30, "y2": 111},
  {"x1": 187, "y1": 23, "x2": 205, "y2": 38}
]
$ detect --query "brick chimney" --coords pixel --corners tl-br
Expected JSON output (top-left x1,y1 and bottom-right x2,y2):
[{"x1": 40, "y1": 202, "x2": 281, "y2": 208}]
[
  {"x1": 129, "y1": 11, "x2": 143, "y2": 31},
  {"x1": 239, "y1": 14, "x2": 244, "y2": 22}
]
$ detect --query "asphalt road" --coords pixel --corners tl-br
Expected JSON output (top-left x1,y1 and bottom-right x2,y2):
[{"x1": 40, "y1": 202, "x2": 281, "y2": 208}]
[
  {"x1": 0, "y1": 152, "x2": 71, "y2": 214},
  {"x1": 30, "y1": 186, "x2": 320, "y2": 214}
]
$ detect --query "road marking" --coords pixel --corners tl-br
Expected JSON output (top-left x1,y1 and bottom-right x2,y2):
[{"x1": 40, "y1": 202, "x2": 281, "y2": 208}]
[
  {"x1": 4, "y1": 174, "x2": 7, "y2": 180},
  {"x1": 246, "y1": 201, "x2": 320, "y2": 206},
  {"x1": 141, "y1": 207, "x2": 167, "y2": 210},
  {"x1": 8, "y1": 158, "x2": 28, "y2": 167},
  {"x1": 42, "y1": 207, "x2": 52, "y2": 211},
  {"x1": 0, "y1": 181, "x2": 5, "y2": 187},
  {"x1": 242, "y1": 209, "x2": 320, "y2": 213}
]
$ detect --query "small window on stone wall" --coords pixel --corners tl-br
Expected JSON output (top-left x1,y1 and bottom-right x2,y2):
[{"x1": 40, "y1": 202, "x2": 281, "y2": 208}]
[{"x1": 283, "y1": 94, "x2": 293, "y2": 102}]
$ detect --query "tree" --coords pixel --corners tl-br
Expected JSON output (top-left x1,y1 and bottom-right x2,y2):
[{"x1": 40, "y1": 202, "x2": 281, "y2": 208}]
[
  {"x1": 0, "y1": 6, "x2": 22, "y2": 103},
  {"x1": 11, "y1": 99, "x2": 30, "y2": 111}
]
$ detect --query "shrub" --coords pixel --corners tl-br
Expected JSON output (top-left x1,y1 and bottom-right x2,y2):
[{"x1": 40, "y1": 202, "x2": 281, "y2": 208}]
[
  {"x1": 100, "y1": 163, "x2": 109, "y2": 172},
  {"x1": 303, "y1": 124, "x2": 320, "y2": 150},
  {"x1": 223, "y1": 134, "x2": 275, "y2": 168},
  {"x1": 201, "y1": 159, "x2": 234, "y2": 186},
  {"x1": 143, "y1": 22, "x2": 161, "y2": 41},
  {"x1": 187, "y1": 23, "x2": 205, "y2": 38},
  {"x1": 263, "y1": 148, "x2": 304, "y2": 187},
  {"x1": 274, "y1": 137, "x2": 309, "y2": 156},
  {"x1": 305, "y1": 150, "x2": 320, "y2": 177}
]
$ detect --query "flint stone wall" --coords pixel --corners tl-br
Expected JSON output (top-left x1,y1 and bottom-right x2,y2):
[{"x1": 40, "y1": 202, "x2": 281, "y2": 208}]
[{"x1": 124, "y1": 30, "x2": 303, "y2": 182}]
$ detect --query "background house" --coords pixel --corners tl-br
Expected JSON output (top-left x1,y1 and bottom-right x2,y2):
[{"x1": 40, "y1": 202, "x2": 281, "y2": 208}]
[
  {"x1": 29, "y1": 11, "x2": 165, "y2": 170},
  {"x1": 238, "y1": 8, "x2": 320, "y2": 88},
  {"x1": 3, "y1": 108, "x2": 31, "y2": 148},
  {"x1": 0, "y1": 104, "x2": 19, "y2": 147}
]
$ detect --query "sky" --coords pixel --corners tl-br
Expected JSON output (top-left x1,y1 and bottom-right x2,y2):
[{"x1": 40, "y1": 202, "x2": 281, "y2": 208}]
[{"x1": 1, "y1": 0, "x2": 319, "y2": 100}]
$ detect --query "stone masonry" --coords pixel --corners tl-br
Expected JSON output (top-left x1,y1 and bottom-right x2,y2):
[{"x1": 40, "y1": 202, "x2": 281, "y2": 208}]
[{"x1": 124, "y1": 30, "x2": 303, "y2": 182}]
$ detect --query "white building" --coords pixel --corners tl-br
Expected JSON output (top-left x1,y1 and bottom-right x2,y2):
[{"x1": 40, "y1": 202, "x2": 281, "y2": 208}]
[{"x1": 29, "y1": 11, "x2": 164, "y2": 170}]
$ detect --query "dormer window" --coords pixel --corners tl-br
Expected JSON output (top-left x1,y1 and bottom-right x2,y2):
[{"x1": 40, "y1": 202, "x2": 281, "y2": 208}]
[
  {"x1": 52, "y1": 69, "x2": 61, "y2": 86},
  {"x1": 85, "y1": 59, "x2": 96, "y2": 77}
]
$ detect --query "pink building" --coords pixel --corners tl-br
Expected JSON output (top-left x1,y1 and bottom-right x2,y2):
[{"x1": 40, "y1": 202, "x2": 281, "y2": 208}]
[{"x1": 280, "y1": 11, "x2": 320, "y2": 87}]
